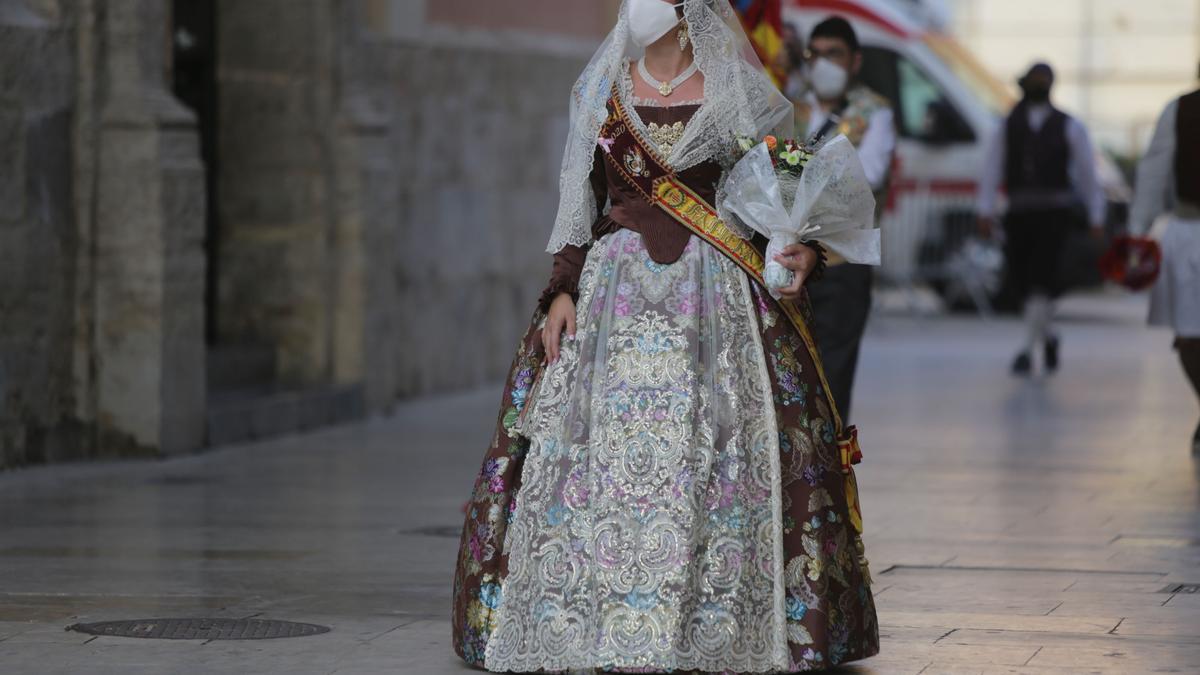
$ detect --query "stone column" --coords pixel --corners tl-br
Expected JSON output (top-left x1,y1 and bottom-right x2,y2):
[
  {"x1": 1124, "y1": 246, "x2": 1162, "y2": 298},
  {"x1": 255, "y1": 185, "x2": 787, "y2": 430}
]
[
  {"x1": 89, "y1": 0, "x2": 206, "y2": 455},
  {"x1": 331, "y1": 2, "x2": 398, "y2": 411},
  {"x1": 215, "y1": 0, "x2": 338, "y2": 387}
]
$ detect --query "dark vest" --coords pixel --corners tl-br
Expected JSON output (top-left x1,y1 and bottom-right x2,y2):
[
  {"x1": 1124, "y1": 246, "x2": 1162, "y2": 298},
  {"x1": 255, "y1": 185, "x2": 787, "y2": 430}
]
[
  {"x1": 1005, "y1": 102, "x2": 1070, "y2": 193},
  {"x1": 1176, "y1": 89, "x2": 1200, "y2": 204}
]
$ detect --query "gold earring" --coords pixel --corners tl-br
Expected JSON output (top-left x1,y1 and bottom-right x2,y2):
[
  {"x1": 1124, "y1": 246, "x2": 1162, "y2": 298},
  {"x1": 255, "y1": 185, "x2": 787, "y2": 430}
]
[{"x1": 678, "y1": 25, "x2": 689, "y2": 51}]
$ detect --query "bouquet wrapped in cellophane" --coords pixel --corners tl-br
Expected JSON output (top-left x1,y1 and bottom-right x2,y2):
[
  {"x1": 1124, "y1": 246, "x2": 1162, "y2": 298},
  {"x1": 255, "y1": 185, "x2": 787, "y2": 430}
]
[{"x1": 721, "y1": 134, "x2": 880, "y2": 296}]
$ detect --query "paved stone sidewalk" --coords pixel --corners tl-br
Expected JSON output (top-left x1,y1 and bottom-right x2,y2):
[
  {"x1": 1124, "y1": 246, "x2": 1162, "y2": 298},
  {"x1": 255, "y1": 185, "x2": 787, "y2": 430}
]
[{"x1": 2, "y1": 294, "x2": 1198, "y2": 674}]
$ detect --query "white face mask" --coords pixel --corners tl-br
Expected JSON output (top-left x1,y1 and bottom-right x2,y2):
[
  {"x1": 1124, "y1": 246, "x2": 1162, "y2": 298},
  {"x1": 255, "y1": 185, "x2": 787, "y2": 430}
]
[
  {"x1": 809, "y1": 57, "x2": 849, "y2": 100},
  {"x1": 629, "y1": 0, "x2": 683, "y2": 48}
]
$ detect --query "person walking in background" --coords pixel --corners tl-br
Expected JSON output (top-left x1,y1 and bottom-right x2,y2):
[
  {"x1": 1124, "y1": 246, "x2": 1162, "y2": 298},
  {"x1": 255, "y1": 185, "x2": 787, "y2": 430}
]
[
  {"x1": 977, "y1": 62, "x2": 1106, "y2": 376},
  {"x1": 790, "y1": 16, "x2": 895, "y2": 421},
  {"x1": 1128, "y1": 66, "x2": 1200, "y2": 454}
]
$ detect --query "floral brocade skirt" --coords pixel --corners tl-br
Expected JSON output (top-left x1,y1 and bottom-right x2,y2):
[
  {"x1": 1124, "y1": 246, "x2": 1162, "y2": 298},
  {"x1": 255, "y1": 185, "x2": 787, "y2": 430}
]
[{"x1": 452, "y1": 229, "x2": 878, "y2": 673}]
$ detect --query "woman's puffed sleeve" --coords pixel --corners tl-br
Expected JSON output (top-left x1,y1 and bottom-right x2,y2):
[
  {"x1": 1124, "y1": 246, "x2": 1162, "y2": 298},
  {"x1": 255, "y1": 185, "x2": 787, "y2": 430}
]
[
  {"x1": 537, "y1": 146, "x2": 609, "y2": 312},
  {"x1": 537, "y1": 244, "x2": 587, "y2": 312}
]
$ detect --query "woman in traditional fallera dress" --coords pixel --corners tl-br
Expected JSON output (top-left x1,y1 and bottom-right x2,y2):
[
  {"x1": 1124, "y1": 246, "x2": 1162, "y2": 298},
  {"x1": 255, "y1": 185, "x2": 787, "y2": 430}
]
[{"x1": 451, "y1": 1, "x2": 879, "y2": 671}]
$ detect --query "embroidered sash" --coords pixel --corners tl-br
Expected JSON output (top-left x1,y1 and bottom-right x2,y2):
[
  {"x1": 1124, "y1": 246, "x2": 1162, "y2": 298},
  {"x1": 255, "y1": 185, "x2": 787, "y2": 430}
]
[{"x1": 600, "y1": 91, "x2": 867, "y2": 537}]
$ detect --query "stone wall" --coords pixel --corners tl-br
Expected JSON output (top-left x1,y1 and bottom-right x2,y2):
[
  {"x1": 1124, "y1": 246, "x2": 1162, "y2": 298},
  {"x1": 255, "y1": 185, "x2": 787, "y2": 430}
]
[
  {"x1": 0, "y1": 0, "x2": 612, "y2": 468},
  {"x1": 216, "y1": 0, "x2": 609, "y2": 401},
  {"x1": 0, "y1": 0, "x2": 207, "y2": 468},
  {"x1": 389, "y1": 42, "x2": 585, "y2": 396},
  {"x1": 0, "y1": 0, "x2": 78, "y2": 465},
  {"x1": 212, "y1": 0, "x2": 405, "y2": 409},
  {"x1": 370, "y1": 1, "x2": 608, "y2": 398},
  {"x1": 214, "y1": 0, "x2": 341, "y2": 386}
]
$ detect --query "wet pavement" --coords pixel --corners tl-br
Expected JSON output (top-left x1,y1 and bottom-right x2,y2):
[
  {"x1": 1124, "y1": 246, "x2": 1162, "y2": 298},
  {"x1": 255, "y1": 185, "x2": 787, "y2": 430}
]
[{"x1": 2, "y1": 293, "x2": 1199, "y2": 674}]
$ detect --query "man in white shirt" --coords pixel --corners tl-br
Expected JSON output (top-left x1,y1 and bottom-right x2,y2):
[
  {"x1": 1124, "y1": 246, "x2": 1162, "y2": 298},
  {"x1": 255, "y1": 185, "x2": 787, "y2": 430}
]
[
  {"x1": 1128, "y1": 68, "x2": 1200, "y2": 454},
  {"x1": 793, "y1": 16, "x2": 896, "y2": 422},
  {"x1": 977, "y1": 62, "x2": 1105, "y2": 375}
]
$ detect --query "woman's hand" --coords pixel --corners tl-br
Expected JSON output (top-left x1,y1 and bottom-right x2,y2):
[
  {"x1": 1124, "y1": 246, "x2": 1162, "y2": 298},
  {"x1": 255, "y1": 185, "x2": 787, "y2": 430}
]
[
  {"x1": 773, "y1": 243, "x2": 819, "y2": 300},
  {"x1": 540, "y1": 292, "x2": 577, "y2": 364}
]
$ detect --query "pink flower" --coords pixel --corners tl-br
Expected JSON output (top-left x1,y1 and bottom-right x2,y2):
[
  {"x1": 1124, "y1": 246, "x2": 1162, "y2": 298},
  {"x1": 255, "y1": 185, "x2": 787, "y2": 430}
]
[
  {"x1": 488, "y1": 475, "x2": 505, "y2": 493},
  {"x1": 597, "y1": 136, "x2": 615, "y2": 154}
]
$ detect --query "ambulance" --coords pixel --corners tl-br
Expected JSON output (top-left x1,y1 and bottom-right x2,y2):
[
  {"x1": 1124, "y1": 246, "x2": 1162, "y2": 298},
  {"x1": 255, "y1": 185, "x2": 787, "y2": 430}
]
[{"x1": 783, "y1": 0, "x2": 1131, "y2": 309}]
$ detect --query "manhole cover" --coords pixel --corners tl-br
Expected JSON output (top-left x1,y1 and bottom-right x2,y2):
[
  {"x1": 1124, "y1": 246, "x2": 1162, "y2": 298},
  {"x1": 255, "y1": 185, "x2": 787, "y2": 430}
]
[{"x1": 66, "y1": 618, "x2": 330, "y2": 640}]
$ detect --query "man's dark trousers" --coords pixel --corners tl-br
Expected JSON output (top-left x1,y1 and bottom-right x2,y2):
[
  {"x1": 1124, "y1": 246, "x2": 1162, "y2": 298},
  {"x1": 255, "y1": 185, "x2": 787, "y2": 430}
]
[{"x1": 808, "y1": 263, "x2": 873, "y2": 423}]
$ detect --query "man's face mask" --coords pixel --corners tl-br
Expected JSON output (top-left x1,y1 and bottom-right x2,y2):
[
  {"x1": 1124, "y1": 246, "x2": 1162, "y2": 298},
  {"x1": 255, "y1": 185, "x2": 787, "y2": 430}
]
[
  {"x1": 809, "y1": 57, "x2": 849, "y2": 100},
  {"x1": 629, "y1": 0, "x2": 684, "y2": 48}
]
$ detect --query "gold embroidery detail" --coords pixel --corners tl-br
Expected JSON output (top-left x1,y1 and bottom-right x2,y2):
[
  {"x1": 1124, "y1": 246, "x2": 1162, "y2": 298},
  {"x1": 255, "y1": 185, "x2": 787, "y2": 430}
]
[
  {"x1": 653, "y1": 181, "x2": 765, "y2": 274},
  {"x1": 646, "y1": 120, "x2": 686, "y2": 157},
  {"x1": 624, "y1": 146, "x2": 649, "y2": 178}
]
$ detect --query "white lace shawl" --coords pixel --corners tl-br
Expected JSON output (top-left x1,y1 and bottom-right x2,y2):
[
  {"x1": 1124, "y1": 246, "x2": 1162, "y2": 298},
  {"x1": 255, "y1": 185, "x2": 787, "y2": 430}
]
[{"x1": 545, "y1": 0, "x2": 794, "y2": 254}]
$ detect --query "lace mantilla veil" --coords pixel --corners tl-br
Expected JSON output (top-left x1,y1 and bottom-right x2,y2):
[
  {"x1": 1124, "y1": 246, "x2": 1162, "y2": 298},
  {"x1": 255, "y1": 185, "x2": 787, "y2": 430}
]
[{"x1": 545, "y1": 0, "x2": 794, "y2": 254}]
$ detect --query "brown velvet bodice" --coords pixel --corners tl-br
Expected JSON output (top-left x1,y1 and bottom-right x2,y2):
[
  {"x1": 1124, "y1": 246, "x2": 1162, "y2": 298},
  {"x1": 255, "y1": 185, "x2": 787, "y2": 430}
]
[{"x1": 540, "y1": 104, "x2": 722, "y2": 309}]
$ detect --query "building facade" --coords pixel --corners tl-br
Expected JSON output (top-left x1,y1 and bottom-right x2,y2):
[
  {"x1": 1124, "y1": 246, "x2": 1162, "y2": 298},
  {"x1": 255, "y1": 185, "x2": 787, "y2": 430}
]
[
  {"x1": 0, "y1": 0, "x2": 614, "y2": 468},
  {"x1": 948, "y1": 0, "x2": 1200, "y2": 155}
]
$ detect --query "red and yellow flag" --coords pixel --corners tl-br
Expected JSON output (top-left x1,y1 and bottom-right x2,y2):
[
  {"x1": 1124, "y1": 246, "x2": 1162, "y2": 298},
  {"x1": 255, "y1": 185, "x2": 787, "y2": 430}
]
[{"x1": 731, "y1": 0, "x2": 785, "y2": 85}]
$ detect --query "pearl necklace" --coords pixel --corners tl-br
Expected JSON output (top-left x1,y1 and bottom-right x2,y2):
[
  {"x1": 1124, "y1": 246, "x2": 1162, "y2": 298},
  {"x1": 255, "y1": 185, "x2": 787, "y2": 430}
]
[{"x1": 637, "y1": 57, "x2": 699, "y2": 97}]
